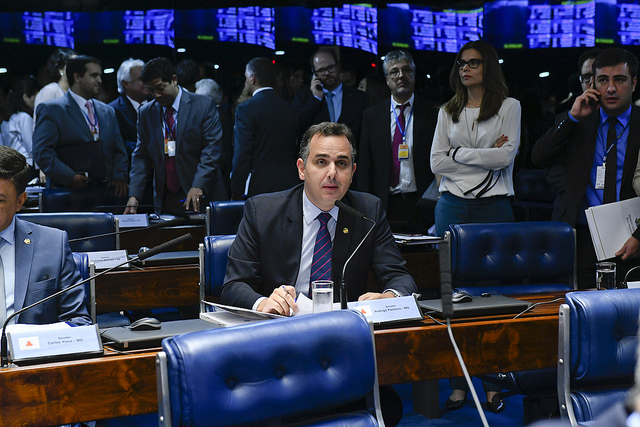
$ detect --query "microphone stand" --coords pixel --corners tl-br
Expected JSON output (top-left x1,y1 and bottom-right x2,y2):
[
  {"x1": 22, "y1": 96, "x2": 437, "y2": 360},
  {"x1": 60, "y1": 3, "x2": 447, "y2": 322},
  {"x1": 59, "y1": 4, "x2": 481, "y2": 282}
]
[{"x1": 1, "y1": 233, "x2": 192, "y2": 368}]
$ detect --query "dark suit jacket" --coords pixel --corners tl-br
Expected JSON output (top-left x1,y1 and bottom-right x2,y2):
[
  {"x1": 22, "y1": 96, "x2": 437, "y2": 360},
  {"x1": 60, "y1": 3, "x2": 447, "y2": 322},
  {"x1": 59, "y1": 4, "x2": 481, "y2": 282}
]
[
  {"x1": 532, "y1": 107, "x2": 640, "y2": 238},
  {"x1": 232, "y1": 88, "x2": 300, "y2": 197},
  {"x1": 129, "y1": 89, "x2": 227, "y2": 212},
  {"x1": 221, "y1": 184, "x2": 416, "y2": 309},
  {"x1": 14, "y1": 218, "x2": 91, "y2": 325},
  {"x1": 293, "y1": 84, "x2": 369, "y2": 148},
  {"x1": 108, "y1": 94, "x2": 138, "y2": 157},
  {"x1": 33, "y1": 91, "x2": 128, "y2": 187},
  {"x1": 357, "y1": 95, "x2": 438, "y2": 209}
]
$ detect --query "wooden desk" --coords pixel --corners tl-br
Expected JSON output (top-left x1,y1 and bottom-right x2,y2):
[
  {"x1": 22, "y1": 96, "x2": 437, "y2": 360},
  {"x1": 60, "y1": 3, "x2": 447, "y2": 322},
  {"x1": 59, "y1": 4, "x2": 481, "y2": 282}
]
[
  {"x1": 0, "y1": 293, "x2": 564, "y2": 426},
  {"x1": 119, "y1": 224, "x2": 207, "y2": 253}
]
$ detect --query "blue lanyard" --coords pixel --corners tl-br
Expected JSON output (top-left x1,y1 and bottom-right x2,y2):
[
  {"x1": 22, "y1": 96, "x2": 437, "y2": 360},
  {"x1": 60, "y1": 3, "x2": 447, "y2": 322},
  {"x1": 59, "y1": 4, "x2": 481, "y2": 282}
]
[
  {"x1": 163, "y1": 110, "x2": 177, "y2": 139},
  {"x1": 602, "y1": 120, "x2": 628, "y2": 163},
  {"x1": 81, "y1": 102, "x2": 98, "y2": 130},
  {"x1": 392, "y1": 103, "x2": 413, "y2": 142}
]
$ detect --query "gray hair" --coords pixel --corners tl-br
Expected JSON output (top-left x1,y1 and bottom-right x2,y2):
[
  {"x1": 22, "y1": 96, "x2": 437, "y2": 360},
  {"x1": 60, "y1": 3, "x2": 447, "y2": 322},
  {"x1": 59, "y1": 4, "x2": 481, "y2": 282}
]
[
  {"x1": 383, "y1": 50, "x2": 416, "y2": 77},
  {"x1": 195, "y1": 78, "x2": 223, "y2": 104},
  {"x1": 116, "y1": 58, "x2": 145, "y2": 94}
]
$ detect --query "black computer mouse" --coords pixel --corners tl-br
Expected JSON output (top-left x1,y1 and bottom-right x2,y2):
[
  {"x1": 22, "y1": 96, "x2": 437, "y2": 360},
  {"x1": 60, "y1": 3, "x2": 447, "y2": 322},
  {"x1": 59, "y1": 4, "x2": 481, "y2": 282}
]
[
  {"x1": 130, "y1": 317, "x2": 162, "y2": 331},
  {"x1": 451, "y1": 291, "x2": 473, "y2": 304}
]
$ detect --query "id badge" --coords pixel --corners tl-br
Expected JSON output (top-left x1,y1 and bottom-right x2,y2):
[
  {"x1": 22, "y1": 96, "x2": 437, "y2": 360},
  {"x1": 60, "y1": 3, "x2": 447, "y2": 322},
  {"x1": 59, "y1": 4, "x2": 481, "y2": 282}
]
[
  {"x1": 595, "y1": 165, "x2": 606, "y2": 190},
  {"x1": 92, "y1": 131, "x2": 99, "y2": 141},
  {"x1": 398, "y1": 144, "x2": 409, "y2": 160},
  {"x1": 167, "y1": 140, "x2": 176, "y2": 157}
]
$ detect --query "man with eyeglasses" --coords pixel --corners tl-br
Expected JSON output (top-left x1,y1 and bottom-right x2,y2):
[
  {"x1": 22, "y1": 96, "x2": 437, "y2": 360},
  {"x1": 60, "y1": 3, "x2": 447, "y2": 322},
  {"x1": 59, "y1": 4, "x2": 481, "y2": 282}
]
[
  {"x1": 293, "y1": 47, "x2": 369, "y2": 150},
  {"x1": 357, "y1": 50, "x2": 438, "y2": 233},
  {"x1": 533, "y1": 48, "x2": 640, "y2": 288}
]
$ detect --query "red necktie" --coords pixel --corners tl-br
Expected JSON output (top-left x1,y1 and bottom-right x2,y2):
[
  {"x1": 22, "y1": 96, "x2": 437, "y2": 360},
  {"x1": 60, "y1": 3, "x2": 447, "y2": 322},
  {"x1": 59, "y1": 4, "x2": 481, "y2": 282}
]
[
  {"x1": 391, "y1": 103, "x2": 408, "y2": 187},
  {"x1": 165, "y1": 106, "x2": 181, "y2": 194},
  {"x1": 85, "y1": 100, "x2": 99, "y2": 137}
]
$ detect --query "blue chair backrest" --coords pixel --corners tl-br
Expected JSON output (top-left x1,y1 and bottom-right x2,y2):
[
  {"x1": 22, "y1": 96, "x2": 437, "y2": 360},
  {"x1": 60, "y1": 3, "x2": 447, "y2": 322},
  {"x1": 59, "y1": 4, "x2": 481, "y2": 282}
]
[
  {"x1": 206, "y1": 200, "x2": 245, "y2": 235},
  {"x1": 72, "y1": 252, "x2": 92, "y2": 316},
  {"x1": 448, "y1": 221, "x2": 575, "y2": 295},
  {"x1": 17, "y1": 212, "x2": 116, "y2": 252},
  {"x1": 157, "y1": 310, "x2": 380, "y2": 427},
  {"x1": 41, "y1": 188, "x2": 124, "y2": 213},
  {"x1": 558, "y1": 289, "x2": 639, "y2": 425},
  {"x1": 203, "y1": 235, "x2": 235, "y2": 297}
]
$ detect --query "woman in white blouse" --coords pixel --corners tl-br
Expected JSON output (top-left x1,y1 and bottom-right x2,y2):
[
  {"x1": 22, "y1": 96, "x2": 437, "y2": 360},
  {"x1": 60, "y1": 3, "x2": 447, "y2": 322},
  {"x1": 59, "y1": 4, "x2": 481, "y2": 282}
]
[
  {"x1": 430, "y1": 40, "x2": 521, "y2": 413},
  {"x1": 4, "y1": 77, "x2": 40, "y2": 175}
]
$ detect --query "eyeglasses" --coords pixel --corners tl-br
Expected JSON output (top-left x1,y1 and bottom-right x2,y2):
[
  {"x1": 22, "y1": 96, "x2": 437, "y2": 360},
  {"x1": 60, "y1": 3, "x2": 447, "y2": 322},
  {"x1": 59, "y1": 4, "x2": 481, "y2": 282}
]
[
  {"x1": 457, "y1": 59, "x2": 483, "y2": 69},
  {"x1": 387, "y1": 66, "x2": 415, "y2": 79},
  {"x1": 579, "y1": 73, "x2": 593, "y2": 84},
  {"x1": 314, "y1": 64, "x2": 337, "y2": 75}
]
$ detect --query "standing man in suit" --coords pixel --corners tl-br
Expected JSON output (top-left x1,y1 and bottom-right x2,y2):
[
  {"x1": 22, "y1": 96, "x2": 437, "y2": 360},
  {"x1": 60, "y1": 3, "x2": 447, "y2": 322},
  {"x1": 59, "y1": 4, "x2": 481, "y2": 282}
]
[
  {"x1": 124, "y1": 57, "x2": 226, "y2": 215},
  {"x1": 358, "y1": 50, "x2": 437, "y2": 233},
  {"x1": 0, "y1": 146, "x2": 90, "y2": 325},
  {"x1": 109, "y1": 58, "x2": 149, "y2": 162},
  {"x1": 222, "y1": 122, "x2": 416, "y2": 313},
  {"x1": 33, "y1": 55, "x2": 128, "y2": 198},
  {"x1": 293, "y1": 48, "x2": 369, "y2": 149},
  {"x1": 231, "y1": 57, "x2": 299, "y2": 200},
  {"x1": 533, "y1": 48, "x2": 640, "y2": 287}
]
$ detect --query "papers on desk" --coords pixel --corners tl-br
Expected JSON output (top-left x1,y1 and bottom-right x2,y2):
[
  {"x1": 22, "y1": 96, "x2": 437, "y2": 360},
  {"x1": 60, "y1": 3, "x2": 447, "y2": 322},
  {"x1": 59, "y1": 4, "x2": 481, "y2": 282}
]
[
  {"x1": 586, "y1": 198, "x2": 640, "y2": 260},
  {"x1": 200, "y1": 302, "x2": 284, "y2": 327},
  {"x1": 394, "y1": 234, "x2": 442, "y2": 245}
]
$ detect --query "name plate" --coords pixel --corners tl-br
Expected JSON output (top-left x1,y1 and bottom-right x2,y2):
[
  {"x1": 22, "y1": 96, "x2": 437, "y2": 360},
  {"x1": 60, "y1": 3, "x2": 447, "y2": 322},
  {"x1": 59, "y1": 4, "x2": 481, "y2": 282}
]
[
  {"x1": 7, "y1": 323, "x2": 103, "y2": 365},
  {"x1": 87, "y1": 250, "x2": 129, "y2": 270},
  {"x1": 115, "y1": 214, "x2": 149, "y2": 228},
  {"x1": 348, "y1": 295, "x2": 423, "y2": 324}
]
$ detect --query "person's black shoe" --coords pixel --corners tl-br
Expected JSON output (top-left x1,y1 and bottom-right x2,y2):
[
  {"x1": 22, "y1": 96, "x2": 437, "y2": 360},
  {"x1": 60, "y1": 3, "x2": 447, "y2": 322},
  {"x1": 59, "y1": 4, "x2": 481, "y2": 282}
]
[
  {"x1": 445, "y1": 397, "x2": 465, "y2": 410},
  {"x1": 486, "y1": 394, "x2": 505, "y2": 413}
]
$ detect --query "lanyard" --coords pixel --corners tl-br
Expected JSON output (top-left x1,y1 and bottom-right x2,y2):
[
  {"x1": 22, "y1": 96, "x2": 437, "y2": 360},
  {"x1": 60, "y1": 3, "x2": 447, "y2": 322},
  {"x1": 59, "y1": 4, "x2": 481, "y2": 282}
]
[
  {"x1": 392, "y1": 104, "x2": 413, "y2": 143},
  {"x1": 602, "y1": 120, "x2": 628, "y2": 163},
  {"x1": 81, "y1": 102, "x2": 98, "y2": 131},
  {"x1": 163, "y1": 110, "x2": 177, "y2": 139}
]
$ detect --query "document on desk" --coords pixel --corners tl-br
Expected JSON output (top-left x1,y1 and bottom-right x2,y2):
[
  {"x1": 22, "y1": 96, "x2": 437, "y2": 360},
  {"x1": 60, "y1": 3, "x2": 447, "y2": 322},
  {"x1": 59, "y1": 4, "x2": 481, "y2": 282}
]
[
  {"x1": 586, "y1": 198, "x2": 640, "y2": 260},
  {"x1": 200, "y1": 302, "x2": 284, "y2": 327}
]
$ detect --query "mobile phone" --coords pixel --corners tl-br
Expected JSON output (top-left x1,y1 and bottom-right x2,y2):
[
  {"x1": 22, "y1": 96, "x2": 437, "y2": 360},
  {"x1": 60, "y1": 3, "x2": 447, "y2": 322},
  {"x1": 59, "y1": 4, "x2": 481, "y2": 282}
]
[
  {"x1": 312, "y1": 71, "x2": 323, "y2": 92},
  {"x1": 588, "y1": 82, "x2": 600, "y2": 108}
]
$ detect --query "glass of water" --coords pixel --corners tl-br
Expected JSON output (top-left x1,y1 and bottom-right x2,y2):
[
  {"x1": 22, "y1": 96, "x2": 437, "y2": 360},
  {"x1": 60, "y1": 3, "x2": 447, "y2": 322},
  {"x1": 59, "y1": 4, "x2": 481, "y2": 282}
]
[
  {"x1": 312, "y1": 280, "x2": 334, "y2": 313},
  {"x1": 596, "y1": 261, "x2": 616, "y2": 290}
]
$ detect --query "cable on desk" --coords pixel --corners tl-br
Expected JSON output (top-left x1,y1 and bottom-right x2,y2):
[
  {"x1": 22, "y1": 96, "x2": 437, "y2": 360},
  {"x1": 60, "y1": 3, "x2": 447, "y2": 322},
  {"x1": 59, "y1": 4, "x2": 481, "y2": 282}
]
[{"x1": 512, "y1": 297, "x2": 564, "y2": 319}]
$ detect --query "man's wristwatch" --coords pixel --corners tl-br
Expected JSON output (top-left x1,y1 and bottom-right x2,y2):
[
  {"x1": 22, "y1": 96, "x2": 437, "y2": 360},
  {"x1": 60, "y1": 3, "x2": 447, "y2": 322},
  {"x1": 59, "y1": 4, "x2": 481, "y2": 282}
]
[{"x1": 384, "y1": 289, "x2": 402, "y2": 298}]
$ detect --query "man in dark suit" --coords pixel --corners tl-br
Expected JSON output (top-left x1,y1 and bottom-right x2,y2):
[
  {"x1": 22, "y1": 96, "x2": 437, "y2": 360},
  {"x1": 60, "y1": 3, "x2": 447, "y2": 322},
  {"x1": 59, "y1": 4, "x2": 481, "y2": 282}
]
[
  {"x1": 231, "y1": 57, "x2": 299, "y2": 200},
  {"x1": 222, "y1": 122, "x2": 416, "y2": 314},
  {"x1": 124, "y1": 57, "x2": 226, "y2": 215},
  {"x1": 293, "y1": 48, "x2": 369, "y2": 149},
  {"x1": 33, "y1": 55, "x2": 128, "y2": 198},
  {"x1": 532, "y1": 48, "x2": 640, "y2": 287},
  {"x1": 0, "y1": 146, "x2": 90, "y2": 326},
  {"x1": 109, "y1": 58, "x2": 149, "y2": 161},
  {"x1": 357, "y1": 50, "x2": 437, "y2": 233}
]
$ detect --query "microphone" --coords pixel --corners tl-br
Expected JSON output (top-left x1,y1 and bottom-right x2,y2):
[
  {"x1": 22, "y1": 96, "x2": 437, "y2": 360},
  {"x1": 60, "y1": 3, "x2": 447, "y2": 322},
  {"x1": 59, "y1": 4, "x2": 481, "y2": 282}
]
[
  {"x1": 68, "y1": 217, "x2": 189, "y2": 244},
  {"x1": 334, "y1": 200, "x2": 376, "y2": 309},
  {"x1": 1, "y1": 233, "x2": 193, "y2": 367}
]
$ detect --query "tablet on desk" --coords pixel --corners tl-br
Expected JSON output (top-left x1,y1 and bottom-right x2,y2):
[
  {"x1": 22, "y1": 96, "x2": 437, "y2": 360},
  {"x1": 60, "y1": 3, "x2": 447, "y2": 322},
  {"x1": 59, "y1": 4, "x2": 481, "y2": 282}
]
[{"x1": 419, "y1": 295, "x2": 531, "y2": 319}]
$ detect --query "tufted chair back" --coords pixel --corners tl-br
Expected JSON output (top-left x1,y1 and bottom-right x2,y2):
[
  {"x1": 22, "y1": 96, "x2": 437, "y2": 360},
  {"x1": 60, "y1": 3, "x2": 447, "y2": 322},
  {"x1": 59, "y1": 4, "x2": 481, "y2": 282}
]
[
  {"x1": 558, "y1": 289, "x2": 639, "y2": 426},
  {"x1": 205, "y1": 201, "x2": 245, "y2": 236},
  {"x1": 198, "y1": 235, "x2": 235, "y2": 309},
  {"x1": 447, "y1": 221, "x2": 576, "y2": 296},
  {"x1": 156, "y1": 310, "x2": 382, "y2": 427}
]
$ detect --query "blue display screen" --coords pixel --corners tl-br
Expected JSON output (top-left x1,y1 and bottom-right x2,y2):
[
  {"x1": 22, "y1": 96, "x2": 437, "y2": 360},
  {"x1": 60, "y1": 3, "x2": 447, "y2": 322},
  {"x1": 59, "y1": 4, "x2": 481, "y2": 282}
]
[
  {"x1": 216, "y1": 7, "x2": 275, "y2": 50},
  {"x1": 310, "y1": 5, "x2": 377, "y2": 54}
]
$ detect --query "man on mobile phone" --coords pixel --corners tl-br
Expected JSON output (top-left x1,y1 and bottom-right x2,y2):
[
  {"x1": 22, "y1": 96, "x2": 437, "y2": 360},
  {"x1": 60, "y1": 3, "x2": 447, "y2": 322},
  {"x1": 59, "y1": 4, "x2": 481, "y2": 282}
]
[{"x1": 532, "y1": 48, "x2": 640, "y2": 287}]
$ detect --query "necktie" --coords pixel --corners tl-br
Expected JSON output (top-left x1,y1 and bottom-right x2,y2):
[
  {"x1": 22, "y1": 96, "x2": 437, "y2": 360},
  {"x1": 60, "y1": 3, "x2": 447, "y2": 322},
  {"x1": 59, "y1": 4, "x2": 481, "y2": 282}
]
[
  {"x1": 164, "y1": 106, "x2": 181, "y2": 194},
  {"x1": 603, "y1": 117, "x2": 618, "y2": 204},
  {"x1": 325, "y1": 92, "x2": 336, "y2": 122},
  {"x1": 0, "y1": 253, "x2": 6, "y2": 327},
  {"x1": 309, "y1": 213, "x2": 332, "y2": 296},
  {"x1": 391, "y1": 103, "x2": 408, "y2": 187},
  {"x1": 85, "y1": 100, "x2": 99, "y2": 137}
]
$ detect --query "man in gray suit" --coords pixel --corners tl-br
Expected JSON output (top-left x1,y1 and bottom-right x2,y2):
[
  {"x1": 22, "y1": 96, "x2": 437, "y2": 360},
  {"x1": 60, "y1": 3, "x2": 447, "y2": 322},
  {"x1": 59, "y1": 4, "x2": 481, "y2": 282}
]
[
  {"x1": 124, "y1": 57, "x2": 226, "y2": 215},
  {"x1": 231, "y1": 57, "x2": 299, "y2": 200},
  {"x1": 33, "y1": 55, "x2": 128, "y2": 197}
]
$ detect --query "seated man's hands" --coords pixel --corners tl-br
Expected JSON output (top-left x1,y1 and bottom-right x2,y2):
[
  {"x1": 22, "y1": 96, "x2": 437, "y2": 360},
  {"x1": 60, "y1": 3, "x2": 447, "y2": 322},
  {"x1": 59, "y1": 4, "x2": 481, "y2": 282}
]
[
  {"x1": 358, "y1": 291, "x2": 397, "y2": 301},
  {"x1": 616, "y1": 236, "x2": 640, "y2": 261},
  {"x1": 257, "y1": 285, "x2": 298, "y2": 316}
]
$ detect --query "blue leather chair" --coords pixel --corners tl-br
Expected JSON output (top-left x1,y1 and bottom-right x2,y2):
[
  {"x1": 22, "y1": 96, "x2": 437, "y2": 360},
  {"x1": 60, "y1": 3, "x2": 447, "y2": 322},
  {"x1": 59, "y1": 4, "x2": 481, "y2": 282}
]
[
  {"x1": 199, "y1": 235, "x2": 234, "y2": 310},
  {"x1": 39, "y1": 187, "x2": 126, "y2": 214},
  {"x1": 17, "y1": 212, "x2": 118, "y2": 252},
  {"x1": 205, "y1": 200, "x2": 245, "y2": 235},
  {"x1": 512, "y1": 169, "x2": 556, "y2": 221},
  {"x1": 558, "y1": 289, "x2": 639, "y2": 426},
  {"x1": 156, "y1": 310, "x2": 383, "y2": 426},
  {"x1": 447, "y1": 221, "x2": 576, "y2": 296}
]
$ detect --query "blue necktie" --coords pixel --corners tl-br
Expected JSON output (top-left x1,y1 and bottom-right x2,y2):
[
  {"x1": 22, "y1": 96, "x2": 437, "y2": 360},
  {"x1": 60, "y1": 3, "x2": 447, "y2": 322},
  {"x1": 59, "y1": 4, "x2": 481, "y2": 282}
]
[
  {"x1": 325, "y1": 92, "x2": 336, "y2": 122},
  {"x1": 309, "y1": 213, "x2": 332, "y2": 295}
]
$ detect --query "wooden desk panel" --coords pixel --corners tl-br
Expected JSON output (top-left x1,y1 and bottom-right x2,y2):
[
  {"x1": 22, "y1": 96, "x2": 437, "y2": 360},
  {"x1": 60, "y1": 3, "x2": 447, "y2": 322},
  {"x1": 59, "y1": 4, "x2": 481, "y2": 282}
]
[
  {"x1": 119, "y1": 224, "x2": 206, "y2": 253},
  {"x1": 0, "y1": 293, "x2": 563, "y2": 426}
]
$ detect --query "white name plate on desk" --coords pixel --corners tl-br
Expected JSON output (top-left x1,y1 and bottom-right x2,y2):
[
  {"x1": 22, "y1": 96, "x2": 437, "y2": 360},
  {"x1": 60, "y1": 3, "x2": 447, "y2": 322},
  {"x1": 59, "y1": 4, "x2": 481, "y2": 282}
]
[
  {"x1": 115, "y1": 214, "x2": 148, "y2": 228},
  {"x1": 7, "y1": 323, "x2": 103, "y2": 365},
  {"x1": 87, "y1": 250, "x2": 129, "y2": 270},
  {"x1": 348, "y1": 296, "x2": 423, "y2": 325}
]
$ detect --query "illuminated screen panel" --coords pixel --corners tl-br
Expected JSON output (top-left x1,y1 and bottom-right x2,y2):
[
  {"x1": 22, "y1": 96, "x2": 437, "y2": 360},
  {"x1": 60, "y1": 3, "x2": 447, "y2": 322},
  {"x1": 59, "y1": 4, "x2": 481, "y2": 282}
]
[
  {"x1": 174, "y1": 9, "x2": 216, "y2": 42},
  {"x1": 123, "y1": 9, "x2": 174, "y2": 48},
  {"x1": 23, "y1": 12, "x2": 74, "y2": 48},
  {"x1": 73, "y1": 11, "x2": 125, "y2": 45},
  {"x1": 311, "y1": 4, "x2": 378, "y2": 54},
  {"x1": 379, "y1": 4, "x2": 482, "y2": 53},
  {"x1": 217, "y1": 7, "x2": 275, "y2": 50},
  {"x1": 275, "y1": 6, "x2": 314, "y2": 43},
  {"x1": 0, "y1": 13, "x2": 24, "y2": 44},
  {"x1": 617, "y1": 1, "x2": 640, "y2": 45}
]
